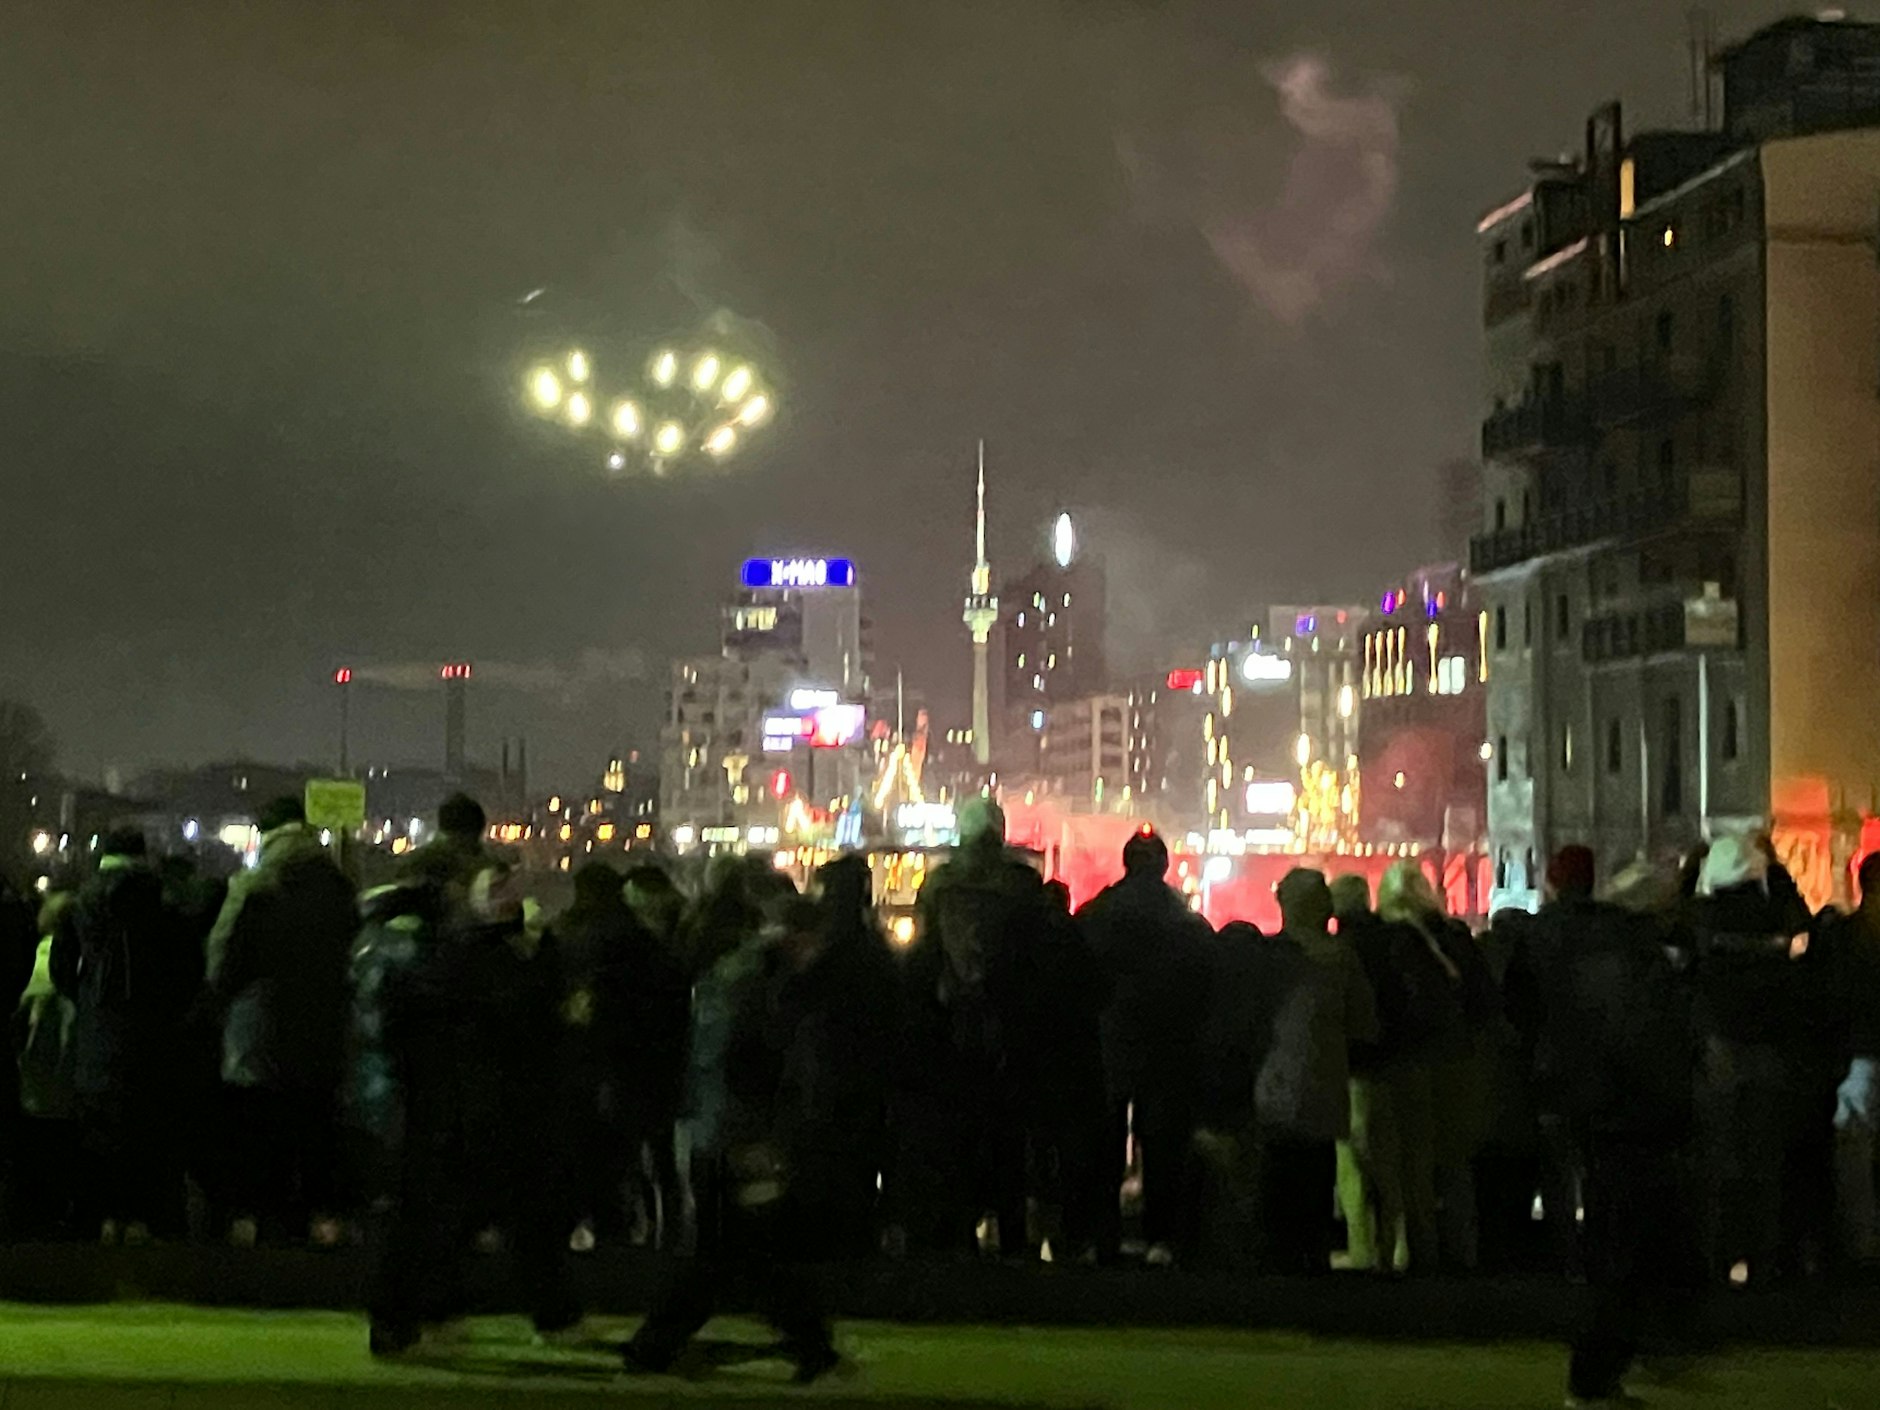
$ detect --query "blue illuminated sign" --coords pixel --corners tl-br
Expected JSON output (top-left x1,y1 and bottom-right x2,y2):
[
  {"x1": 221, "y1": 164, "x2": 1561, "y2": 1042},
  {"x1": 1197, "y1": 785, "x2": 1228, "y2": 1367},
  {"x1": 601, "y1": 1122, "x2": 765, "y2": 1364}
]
[{"x1": 740, "y1": 557, "x2": 856, "y2": 589}]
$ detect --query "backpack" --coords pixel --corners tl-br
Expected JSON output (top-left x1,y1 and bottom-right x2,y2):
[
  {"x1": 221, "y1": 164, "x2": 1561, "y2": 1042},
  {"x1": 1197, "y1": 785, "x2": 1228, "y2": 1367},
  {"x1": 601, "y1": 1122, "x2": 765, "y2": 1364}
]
[{"x1": 13, "y1": 937, "x2": 78, "y2": 1120}]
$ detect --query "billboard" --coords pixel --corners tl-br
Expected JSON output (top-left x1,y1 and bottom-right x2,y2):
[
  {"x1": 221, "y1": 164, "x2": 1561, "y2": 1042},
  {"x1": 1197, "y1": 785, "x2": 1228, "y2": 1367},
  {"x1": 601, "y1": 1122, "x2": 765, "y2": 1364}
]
[{"x1": 740, "y1": 557, "x2": 857, "y2": 589}]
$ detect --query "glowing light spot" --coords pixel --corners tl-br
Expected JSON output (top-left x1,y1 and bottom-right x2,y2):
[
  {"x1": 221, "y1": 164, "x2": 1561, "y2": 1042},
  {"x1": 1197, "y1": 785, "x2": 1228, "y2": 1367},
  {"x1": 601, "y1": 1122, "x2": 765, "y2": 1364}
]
[
  {"x1": 692, "y1": 353, "x2": 722, "y2": 391},
  {"x1": 567, "y1": 350, "x2": 589, "y2": 382},
  {"x1": 528, "y1": 367, "x2": 561, "y2": 409},
  {"x1": 721, "y1": 365, "x2": 753, "y2": 401},
  {"x1": 704, "y1": 425, "x2": 737, "y2": 457},
  {"x1": 651, "y1": 350, "x2": 678, "y2": 386},
  {"x1": 654, "y1": 421, "x2": 684, "y2": 455},
  {"x1": 611, "y1": 400, "x2": 641, "y2": 438},
  {"x1": 736, "y1": 394, "x2": 771, "y2": 426},
  {"x1": 565, "y1": 391, "x2": 591, "y2": 426}
]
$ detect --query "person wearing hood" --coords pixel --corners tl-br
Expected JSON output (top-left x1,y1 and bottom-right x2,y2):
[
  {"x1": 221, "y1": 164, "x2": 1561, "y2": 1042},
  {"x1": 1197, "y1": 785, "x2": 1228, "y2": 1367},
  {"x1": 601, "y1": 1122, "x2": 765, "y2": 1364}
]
[
  {"x1": 905, "y1": 797, "x2": 1053, "y2": 1258},
  {"x1": 50, "y1": 827, "x2": 198, "y2": 1241},
  {"x1": 203, "y1": 797, "x2": 359, "y2": 1246},
  {"x1": 400, "y1": 793, "x2": 492, "y2": 892},
  {"x1": 1689, "y1": 834, "x2": 1812, "y2": 1284}
]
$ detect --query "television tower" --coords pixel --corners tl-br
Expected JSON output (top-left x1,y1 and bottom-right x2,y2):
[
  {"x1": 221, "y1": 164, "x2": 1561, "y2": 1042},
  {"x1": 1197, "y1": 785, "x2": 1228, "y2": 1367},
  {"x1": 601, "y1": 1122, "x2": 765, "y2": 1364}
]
[{"x1": 962, "y1": 441, "x2": 998, "y2": 766}]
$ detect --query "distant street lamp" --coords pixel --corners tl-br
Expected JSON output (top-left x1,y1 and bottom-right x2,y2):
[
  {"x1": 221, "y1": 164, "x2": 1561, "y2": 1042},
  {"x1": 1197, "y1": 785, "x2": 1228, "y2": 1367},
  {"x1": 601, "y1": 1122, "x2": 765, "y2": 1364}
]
[{"x1": 523, "y1": 342, "x2": 777, "y2": 474}]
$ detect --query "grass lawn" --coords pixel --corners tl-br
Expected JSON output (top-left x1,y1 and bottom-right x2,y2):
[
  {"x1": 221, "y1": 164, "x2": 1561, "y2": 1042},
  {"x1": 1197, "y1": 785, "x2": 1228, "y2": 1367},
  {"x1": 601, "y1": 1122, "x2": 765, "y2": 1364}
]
[{"x1": 0, "y1": 1303, "x2": 1876, "y2": 1408}]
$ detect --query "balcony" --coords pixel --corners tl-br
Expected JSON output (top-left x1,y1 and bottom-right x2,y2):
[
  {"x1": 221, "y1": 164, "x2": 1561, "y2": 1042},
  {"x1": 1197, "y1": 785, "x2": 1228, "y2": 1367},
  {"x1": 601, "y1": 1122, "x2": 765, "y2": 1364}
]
[
  {"x1": 1481, "y1": 397, "x2": 1589, "y2": 459},
  {"x1": 1587, "y1": 354, "x2": 1721, "y2": 426},
  {"x1": 1470, "y1": 470, "x2": 1742, "y2": 574},
  {"x1": 1583, "y1": 587, "x2": 1740, "y2": 664}
]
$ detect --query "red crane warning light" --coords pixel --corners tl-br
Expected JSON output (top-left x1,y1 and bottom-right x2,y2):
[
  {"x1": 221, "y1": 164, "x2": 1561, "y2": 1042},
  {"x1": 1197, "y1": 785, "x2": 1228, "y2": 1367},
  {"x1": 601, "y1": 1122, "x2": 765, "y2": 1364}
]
[
  {"x1": 334, "y1": 668, "x2": 353, "y2": 685},
  {"x1": 440, "y1": 663, "x2": 473, "y2": 681}
]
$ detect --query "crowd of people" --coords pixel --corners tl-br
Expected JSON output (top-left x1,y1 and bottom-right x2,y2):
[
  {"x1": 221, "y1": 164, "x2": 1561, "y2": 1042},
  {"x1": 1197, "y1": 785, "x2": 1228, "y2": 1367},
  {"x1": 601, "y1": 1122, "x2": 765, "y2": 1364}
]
[{"x1": 3, "y1": 790, "x2": 1879, "y2": 1389}]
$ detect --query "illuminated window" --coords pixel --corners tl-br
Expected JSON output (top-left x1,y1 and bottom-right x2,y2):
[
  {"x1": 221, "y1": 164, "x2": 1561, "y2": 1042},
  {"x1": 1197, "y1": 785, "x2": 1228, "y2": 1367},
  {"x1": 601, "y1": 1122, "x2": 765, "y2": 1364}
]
[
  {"x1": 1560, "y1": 723, "x2": 1575, "y2": 774},
  {"x1": 1033, "y1": 675, "x2": 1043, "y2": 691},
  {"x1": 1017, "y1": 654, "x2": 1025, "y2": 669},
  {"x1": 1063, "y1": 594, "x2": 1071, "y2": 607},
  {"x1": 1619, "y1": 157, "x2": 1636, "y2": 218},
  {"x1": 1047, "y1": 654, "x2": 1057, "y2": 670},
  {"x1": 1661, "y1": 224, "x2": 1677, "y2": 250}
]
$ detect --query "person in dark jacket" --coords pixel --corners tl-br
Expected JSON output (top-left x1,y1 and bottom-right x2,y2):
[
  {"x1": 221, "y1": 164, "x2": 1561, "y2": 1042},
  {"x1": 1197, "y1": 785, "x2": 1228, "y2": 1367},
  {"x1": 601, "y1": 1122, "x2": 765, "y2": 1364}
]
[
  {"x1": 1824, "y1": 852, "x2": 1880, "y2": 1270},
  {"x1": 1520, "y1": 852, "x2": 1704, "y2": 1406},
  {"x1": 1, "y1": 870, "x2": 34, "y2": 1017},
  {"x1": 365, "y1": 863, "x2": 579, "y2": 1355},
  {"x1": 1689, "y1": 835, "x2": 1812, "y2": 1284},
  {"x1": 793, "y1": 854, "x2": 902, "y2": 1259},
  {"x1": 203, "y1": 797, "x2": 359, "y2": 1245},
  {"x1": 50, "y1": 827, "x2": 198, "y2": 1240},
  {"x1": 905, "y1": 798, "x2": 1052, "y2": 1257},
  {"x1": 1079, "y1": 828, "x2": 1213, "y2": 1264},
  {"x1": 626, "y1": 893, "x2": 839, "y2": 1381}
]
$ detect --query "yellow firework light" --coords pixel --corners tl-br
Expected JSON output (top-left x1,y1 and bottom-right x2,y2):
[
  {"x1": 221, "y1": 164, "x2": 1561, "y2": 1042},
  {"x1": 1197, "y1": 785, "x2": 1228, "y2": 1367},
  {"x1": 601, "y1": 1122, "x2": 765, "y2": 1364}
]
[
  {"x1": 566, "y1": 350, "x2": 590, "y2": 382},
  {"x1": 721, "y1": 365, "x2": 753, "y2": 401},
  {"x1": 654, "y1": 421, "x2": 684, "y2": 455},
  {"x1": 704, "y1": 425, "x2": 737, "y2": 457},
  {"x1": 611, "y1": 400, "x2": 641, "y2": 438},
  {"x1": 566, "y1": 391, "x2": 591, "y2": 426},
  {"x1": 528, "y1": 367, "x2": 561, "y2": 409},
  {"x1": 736, "y1": 393, "x2": 771, "y2": 426},
  {"x1": 651, "y1": 350, "x2": 678, "y2": 386},
  {"x1": 691, "y1": 353, "x2": 721, "y2": 391}
]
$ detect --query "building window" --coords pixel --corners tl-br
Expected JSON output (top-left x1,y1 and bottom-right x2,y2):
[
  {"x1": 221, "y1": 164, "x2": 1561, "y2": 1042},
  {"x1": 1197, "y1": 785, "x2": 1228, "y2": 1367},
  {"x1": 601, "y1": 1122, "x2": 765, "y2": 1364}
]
[
  {"x1": 1555, "y1": 593, "x2": 1571, "y2": 640},
  {"x1": 1496, "y1": 735, "x2": 1509, "y2": 784},
  {"x1": 1655, "y1": 309, "x2": 1675, "y2": 353},
  {"x1": 1520, "y1": 490, "x2": 1531, "y2": 524},
  {"x1": 1494, "y1": 498, "x2": 1507, "y2": 532},
  {"x1": 1722, "y1": 696, "x2": 1742, "y2": 761},
  {"x1": 1607, "y1": 718, "x2": 1623, "y2": 774},
  {"x1": 1656, "y1": 438, "x2": 1675, "y2": 493},
  {"x1": 1494, "y1": 605, "x2": 1508, "y2": 652},
  {"x1": 1493, "y1": 239, "x2": 1508, "y2": 266},
  {"x1": 1521, "y1": 219, "x2": 1534, "y2": 250},
  {"x1": 1661, "y1": 696, "x2": 1684, "y2": 815},
  {"x1": 1561, "y1": 723, "x2": 1575, "y2": 774},
  {"x1": 1523, "y1": 597, "x2": 1533, "y2": 649}
]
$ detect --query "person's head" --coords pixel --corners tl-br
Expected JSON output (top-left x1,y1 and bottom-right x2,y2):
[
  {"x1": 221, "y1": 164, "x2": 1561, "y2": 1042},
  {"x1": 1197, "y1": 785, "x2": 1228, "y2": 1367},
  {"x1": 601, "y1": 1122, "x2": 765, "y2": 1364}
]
[
  {"x1": 623, "y1": 864, "x2": 681, "y2": 937},
  {"x1": 1544, "y1": 845, "x2": 1596, "y2": 902},
  {"x1": 1277, "y1": 868, "x2": 1333, "y2": 935},
  {"x1": 437, "y1": 793, "x2": 487, "y2": 841},
  {"x1": 813, "y1": 853, "x2": 873, "y2": 931},
  {"x1": 572, "y1": 860, "x2": 623, "y2": 909},
  {"x1": 1043, "y1": 878, "x2": 1072, "y2": 913},
  {"x1": 957, "y1": 796, "x2": 1006, "y2": 850},
  {"x1": 1121, "y1": 827, "x2": 1168, "y2": 880},
  {"x1": 1698, "y1": 834, "x2": 1767, "y2": 896},
  {"x1": 257, "y1": 796, "x2": 306, "y2": 837},
  {"x1": 1377, "y1": 860, "x2": 1443, "y2": 927},
  {"x1": 774, "y1": 894, "x2": 827, "y2": 969},
  {"x1": 1857, "y1": 852, "x2": 1880, "y2": 912},
  {"x1": 100, "y1": 826, "x2": 148, "y2": 862},
  {"x1": 1328, "y1": 874, "x2": 1372, "y2": 922}
]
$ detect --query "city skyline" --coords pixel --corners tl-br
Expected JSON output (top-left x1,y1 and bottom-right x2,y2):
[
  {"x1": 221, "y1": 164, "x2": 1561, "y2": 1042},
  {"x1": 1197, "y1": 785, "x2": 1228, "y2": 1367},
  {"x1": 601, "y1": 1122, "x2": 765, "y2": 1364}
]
[{"x1": 0, "y1": 0, "x2": 1812, "y2": 785}]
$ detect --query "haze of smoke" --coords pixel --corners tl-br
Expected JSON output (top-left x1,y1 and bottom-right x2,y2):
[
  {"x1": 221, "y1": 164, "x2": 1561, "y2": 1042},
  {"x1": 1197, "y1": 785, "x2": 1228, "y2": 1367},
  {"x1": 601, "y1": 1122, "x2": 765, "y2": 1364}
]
[
  {"x1": 1121, "y1": 52, "x2": 1402, "y2": 324},
  {"x1": 351, "y1": 647, "x2": 648, "y2": 701}
]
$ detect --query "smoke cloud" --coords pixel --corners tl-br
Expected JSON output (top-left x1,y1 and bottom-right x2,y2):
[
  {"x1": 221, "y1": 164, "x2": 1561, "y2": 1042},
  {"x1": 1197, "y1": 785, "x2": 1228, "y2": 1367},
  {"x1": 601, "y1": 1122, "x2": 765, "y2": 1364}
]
[
  {"x1": 1120, "y1": 53, "x2": 1402, "y2": 324},
  {"x1": 351, "y1": 647, "x2": 649, "y2": 702}
]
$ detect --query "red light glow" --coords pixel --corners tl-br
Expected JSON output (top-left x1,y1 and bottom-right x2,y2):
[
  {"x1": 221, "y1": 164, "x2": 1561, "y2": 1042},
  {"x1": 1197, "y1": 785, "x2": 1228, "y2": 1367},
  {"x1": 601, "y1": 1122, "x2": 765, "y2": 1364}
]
[
  {"x1": 334, "y1": 668, "x2": 353, "y2": 685},
  {"x1": 770, "y1": 769, "x2": 792, "y2": 798},
  {"x1": 1166, "y1": 668, "x2": 1204, "y2": 691},
  {"x1": 440, "y1": 663, "x2": 473, "y2": 681}
]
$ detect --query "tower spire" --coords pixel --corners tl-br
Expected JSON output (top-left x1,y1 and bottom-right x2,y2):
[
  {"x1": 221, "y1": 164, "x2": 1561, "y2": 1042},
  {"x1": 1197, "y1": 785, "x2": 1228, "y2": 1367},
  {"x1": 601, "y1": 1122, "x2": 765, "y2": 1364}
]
[
  {"x1": 963, "y1": 441, "x2": 999, "y2": 768},
  {"x1": 976, "y1": 439, "x2": 987, "y2": 569}
]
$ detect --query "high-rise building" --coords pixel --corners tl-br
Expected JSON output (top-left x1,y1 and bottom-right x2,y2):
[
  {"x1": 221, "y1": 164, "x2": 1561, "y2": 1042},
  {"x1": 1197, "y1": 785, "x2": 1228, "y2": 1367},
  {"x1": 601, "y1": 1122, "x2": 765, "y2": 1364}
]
[
  {"x1": 1473, "y1": 13, "x2": 1880, "y2": 908},
  {"x1": 1357, "y1": 565, "x2": 1487, "y2": 876},
  {"x1": 661, "y1": 555, "x2": 870, "y2": 849},
  {"x1": 998, "y1": 512, "x2": 1107, "y2": 778}
]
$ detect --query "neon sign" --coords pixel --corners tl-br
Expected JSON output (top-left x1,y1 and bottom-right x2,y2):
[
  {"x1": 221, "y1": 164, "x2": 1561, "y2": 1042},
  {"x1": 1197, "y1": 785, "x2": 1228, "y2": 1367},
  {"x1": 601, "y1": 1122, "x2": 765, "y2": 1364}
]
[
  {"x1": 740, "y1": 557, "x2": 856, "y2": 589},
  {"x1": 1240, "y1": 653, "x2": 1293, "y2": 684}
]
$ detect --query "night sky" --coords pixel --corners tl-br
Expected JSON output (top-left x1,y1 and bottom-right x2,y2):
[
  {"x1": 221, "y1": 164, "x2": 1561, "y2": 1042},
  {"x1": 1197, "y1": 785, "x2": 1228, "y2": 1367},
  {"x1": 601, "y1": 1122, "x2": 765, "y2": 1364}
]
[{"x1": 0, "y1": 0, "x2": 1803, "y2": 788}]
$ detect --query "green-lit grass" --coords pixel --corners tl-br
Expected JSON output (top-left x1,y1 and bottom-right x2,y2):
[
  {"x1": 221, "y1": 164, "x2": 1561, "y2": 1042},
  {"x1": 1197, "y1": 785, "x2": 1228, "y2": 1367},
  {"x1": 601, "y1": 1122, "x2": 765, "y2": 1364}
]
[{"x1": 0, "y1": 1303, "x2": 1874, "y2": 1408}]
